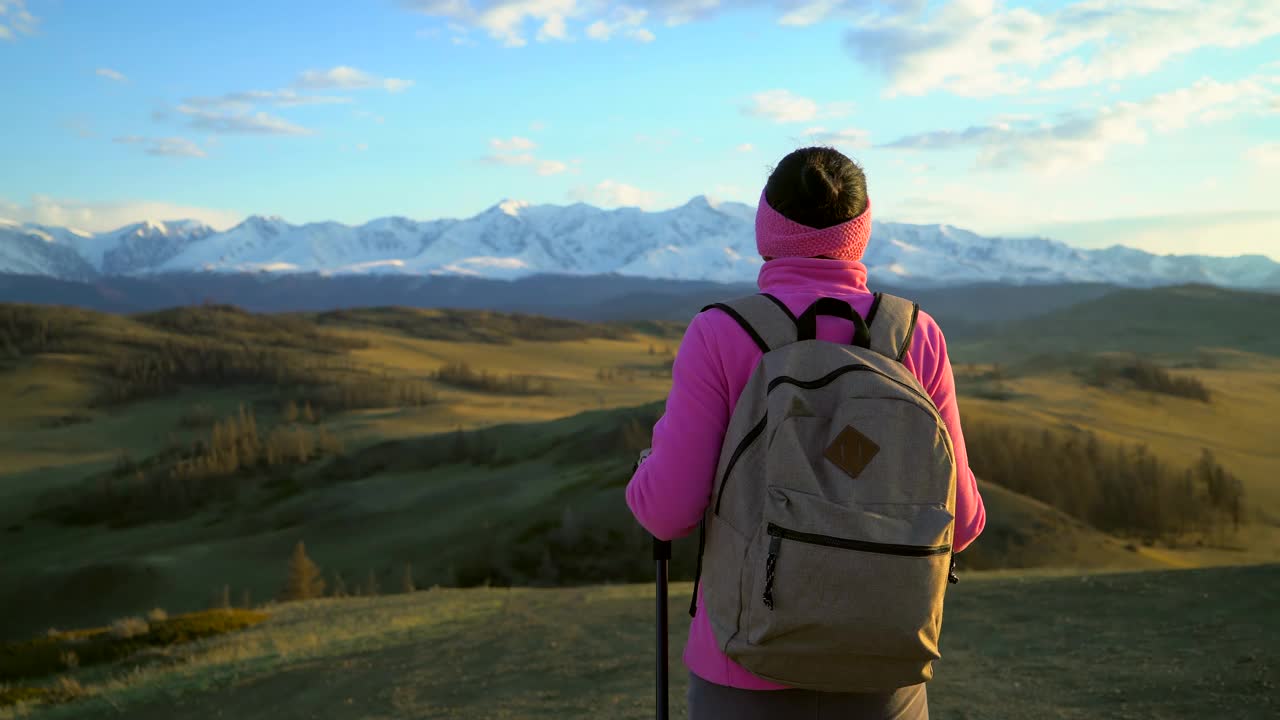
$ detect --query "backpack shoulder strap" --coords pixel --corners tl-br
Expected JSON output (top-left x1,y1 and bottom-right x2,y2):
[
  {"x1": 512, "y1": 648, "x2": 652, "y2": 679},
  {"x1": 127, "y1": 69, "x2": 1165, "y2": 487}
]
[
  {"x1": 866, "y1": 292, "x2": 920, "y2": 362},
  {"x1": 700, "y1": 293, "x2": 797, "y2": 353}
]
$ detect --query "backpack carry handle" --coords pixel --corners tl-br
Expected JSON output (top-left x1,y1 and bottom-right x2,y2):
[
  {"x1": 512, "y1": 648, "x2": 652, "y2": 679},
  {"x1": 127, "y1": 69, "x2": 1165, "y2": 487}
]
[{"x1": 796, "y1": 297, "x2": 871, "y2": 348}]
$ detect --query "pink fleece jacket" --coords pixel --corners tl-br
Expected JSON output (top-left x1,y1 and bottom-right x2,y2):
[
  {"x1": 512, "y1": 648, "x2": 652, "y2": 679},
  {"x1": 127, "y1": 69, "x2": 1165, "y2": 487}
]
[{"x1": 625, "y1": 255, "x2": 987, "y2": 691}]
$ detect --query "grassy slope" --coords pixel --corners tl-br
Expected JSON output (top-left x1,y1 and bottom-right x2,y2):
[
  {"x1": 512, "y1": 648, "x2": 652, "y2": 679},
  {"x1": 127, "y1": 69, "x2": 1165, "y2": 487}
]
[
  {"x1": 955, "y1": 283, "x2": 1280, "y2": 361},
  {"x1": 954, "y1": 355, "x2": 1280, "y2": 523},
  {"x1": 10, "y1": 563, "x2": 1277, "y2": 720},
  {"x1": 2, "y1": 291, "x2": 1279, "y2": 639}
]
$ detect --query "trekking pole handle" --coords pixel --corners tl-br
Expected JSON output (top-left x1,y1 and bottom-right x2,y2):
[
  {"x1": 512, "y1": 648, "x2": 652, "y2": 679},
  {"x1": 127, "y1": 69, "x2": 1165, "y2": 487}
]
[{"x1": 653, "y1": 537, "x2": 671, "y2": 560}]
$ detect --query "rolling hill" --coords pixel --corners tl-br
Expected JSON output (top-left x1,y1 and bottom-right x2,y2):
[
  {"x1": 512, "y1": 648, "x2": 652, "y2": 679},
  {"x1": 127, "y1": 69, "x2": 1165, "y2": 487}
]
[{"x1": 1, "y1": 284, "x2": 1278, "y2": 646}]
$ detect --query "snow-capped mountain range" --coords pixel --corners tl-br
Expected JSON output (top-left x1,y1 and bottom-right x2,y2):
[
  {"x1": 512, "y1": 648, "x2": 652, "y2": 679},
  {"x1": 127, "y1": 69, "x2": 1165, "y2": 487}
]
[{"x1": 1, "y1": 197, "x2": 1277, "y2": 289}]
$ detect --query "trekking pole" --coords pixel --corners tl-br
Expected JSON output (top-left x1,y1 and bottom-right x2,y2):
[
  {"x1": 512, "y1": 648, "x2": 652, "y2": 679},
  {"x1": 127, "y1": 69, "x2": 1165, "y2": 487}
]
[{"x1": 653, "y1": 536, "x2": 671, "y2": 720}]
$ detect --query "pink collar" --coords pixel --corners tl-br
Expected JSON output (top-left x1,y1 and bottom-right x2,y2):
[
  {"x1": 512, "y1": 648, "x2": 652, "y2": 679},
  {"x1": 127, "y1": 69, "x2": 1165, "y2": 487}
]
[{"x1": 757, "y1": 256, "x2": 871, "y2": 295}]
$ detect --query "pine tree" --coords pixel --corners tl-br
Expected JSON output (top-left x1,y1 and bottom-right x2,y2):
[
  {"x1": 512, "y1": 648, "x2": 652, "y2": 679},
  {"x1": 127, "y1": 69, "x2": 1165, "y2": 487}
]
[
  {"x1": 280, "y1": 541, "x2": 326, "y2": 601},
  {"x1": 402, "y1": 563, "x2": 416, "y2": 594},
  {"x1": 363, "y1": 569, "x2": 380, "y2": 597},
  {"x1": 283, "y1": 399, "x2": 298, "y2": 424},
  {"x1": 220, "y1": 584, "x2": 231, "y2": 610},
  {"x1": 302, "y1": 401, "x2": 316, "y2": 424},
  {"x1": 240, "y1": 588, "x2": 252, "y2": 609},
  {"x1": 331, "y1": 571, "x2": 348, "y2": 598}
]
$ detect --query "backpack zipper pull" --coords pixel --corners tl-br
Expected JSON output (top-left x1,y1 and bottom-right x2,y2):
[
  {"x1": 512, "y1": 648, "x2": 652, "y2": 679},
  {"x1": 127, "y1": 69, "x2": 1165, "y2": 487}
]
[{"x1": 762, "y1": 534, "x2": 782, "y2": 610}]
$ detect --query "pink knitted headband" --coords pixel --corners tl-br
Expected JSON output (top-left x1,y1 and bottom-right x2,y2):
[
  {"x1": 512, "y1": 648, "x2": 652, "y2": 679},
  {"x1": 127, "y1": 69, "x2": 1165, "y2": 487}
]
[{"x1": 755, "y1": 188, "x2": 872, "y2": 261}]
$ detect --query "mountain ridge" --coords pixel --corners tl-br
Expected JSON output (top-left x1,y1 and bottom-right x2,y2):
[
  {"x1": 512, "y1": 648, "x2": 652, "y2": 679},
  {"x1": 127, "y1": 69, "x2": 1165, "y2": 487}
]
[{"x1": 2, "y1": 196, "x2": 1277, "y2": 290}]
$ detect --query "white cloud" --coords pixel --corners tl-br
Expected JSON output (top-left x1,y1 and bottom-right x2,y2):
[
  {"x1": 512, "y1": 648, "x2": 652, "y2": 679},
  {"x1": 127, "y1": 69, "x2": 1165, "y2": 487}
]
[
  {"x1": 537, "y1": 159, "x2": 568, "y2": 175},
  {"x1": 0, "y1": 195, "x2": 243, "y2": 233},
  {"x1": 802, "y1": 126, "x2": 871, "y2": 148},
  {"x1": 568, "y1": 179, "x2": 661, "y2": 209},
  {"x1": 741, "y1": 89, "x2": 819, "y2": 123},
  {"x1": 356, "y1": 142, "x2": 370, "y2": 152},
  {"x1": 490, "y1": 136, "x2": 537, "y2": 151},
  {"x1": 843, "y1": 0, "x2": 1280, "y2": 98},
  {"x1": 736, "y1": 143, "x2": 755, "y2": 152},
  {"x1": 1041, "y1": 1, "x2": 1280, "y2": 90},
  {"x1": 1245, "y1": 142, "x2": 1280, "y2": 169},
  {"x1": 530, "y1": 120, "x2": 547, "y2": 131},
  {"x1": 741, "y1": 89, "x2": 853, "y2": 123},
  {"x1": 583, "y1": 5, "x2": 654, "y2": 42},
  {"x1": 96, "y1": 68, "x2": 127, "y2": 83},
  {"x1": 114, "y1": 136, "x2": 207, "y2": 158},
  {"x1": 778, "y1": 0, "x2": 846, "y2": 27},
  {"x1": 881, "y1": 75, "x2": 1276, "y2": 174},
  {"x1": 355, "y1": 110, "x2": 387, "y2": 124},
  {"x1": 404, "y1": 0, "x2": 583, "y2": 47},
  {"x1": 483, "y1": 136, "x2": 568, "y2": 174},
  {"x1": 483, "y1": 152, "x2": 537, "y2": 166},
  {"x1": 0, "y1": 0, "x2": 36, "y2": 41},
  {"x1": 173, "y1": 105, "x2": 315, "y2": 136},
  {"x1": 295, "y1": 66, "x2": 414, "y2": 93},
  {"x1": 185, "y1": 89, "x2": 354, "y2": 109}
]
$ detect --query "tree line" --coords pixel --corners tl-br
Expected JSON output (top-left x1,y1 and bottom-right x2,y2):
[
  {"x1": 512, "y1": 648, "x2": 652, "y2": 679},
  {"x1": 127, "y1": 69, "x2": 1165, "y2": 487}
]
[
  {"x1": 36, "y1": 405, "x2": 343, "y2": 528},
  {"x1": 966, "y1": 421, "x2": 1244, "y2": 541}
]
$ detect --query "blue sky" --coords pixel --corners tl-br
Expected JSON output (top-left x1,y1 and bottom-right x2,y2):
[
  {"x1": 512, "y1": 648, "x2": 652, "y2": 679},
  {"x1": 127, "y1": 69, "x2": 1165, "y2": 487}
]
[{"x1": 1, "y1": 0, "x2": 1278, "y2": 259}]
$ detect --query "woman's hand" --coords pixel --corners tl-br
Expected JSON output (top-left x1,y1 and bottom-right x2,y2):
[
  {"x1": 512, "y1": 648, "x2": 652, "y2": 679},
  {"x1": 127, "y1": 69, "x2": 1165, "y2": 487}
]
[{"x1": 633, "y1": 447, "x2": 652, "y2": 473}]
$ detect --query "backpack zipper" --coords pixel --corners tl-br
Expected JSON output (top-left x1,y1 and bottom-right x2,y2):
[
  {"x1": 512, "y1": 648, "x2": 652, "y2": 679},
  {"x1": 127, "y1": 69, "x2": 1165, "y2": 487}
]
[
  {"x1": 767, "y1": 363, "x2": 939, "y2": 421},
  {"x1": 714, "y1": 363, "x2": 941, "y2": 516},
  {"x1": 762, "y1": 523, "x2": 951, "y2": 610},
  {"x1": 713, "y1": 416, "x2": 767, "y2": 514}
]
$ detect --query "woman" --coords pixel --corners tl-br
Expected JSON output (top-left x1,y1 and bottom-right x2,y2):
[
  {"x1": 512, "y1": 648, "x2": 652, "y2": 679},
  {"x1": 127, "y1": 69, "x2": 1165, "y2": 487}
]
[{"x1": 625, "y1": 146, "x2": 986, "y2": 719}]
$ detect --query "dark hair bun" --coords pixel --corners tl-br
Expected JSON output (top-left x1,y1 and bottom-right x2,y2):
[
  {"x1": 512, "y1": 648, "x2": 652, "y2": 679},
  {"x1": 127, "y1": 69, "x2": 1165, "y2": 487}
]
[
  {"x1": 800, "y1": 163, "x2": 839, "y2": 207},
  {"x1": 764, "y1": 147, "x2": 867, "y2": 229}
]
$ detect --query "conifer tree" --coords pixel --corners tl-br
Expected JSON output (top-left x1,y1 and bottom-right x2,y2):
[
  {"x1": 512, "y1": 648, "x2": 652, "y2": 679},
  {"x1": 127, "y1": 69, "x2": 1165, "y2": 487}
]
[{"x1": 280, "y1": 541, "x2": 326, "y2": 601}]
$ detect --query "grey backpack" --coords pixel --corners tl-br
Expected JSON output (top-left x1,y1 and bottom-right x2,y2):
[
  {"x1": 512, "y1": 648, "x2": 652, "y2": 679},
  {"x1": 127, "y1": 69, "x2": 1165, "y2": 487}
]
[{"x1": 690, "y1": 292, "x2": 958, "y2": 693}]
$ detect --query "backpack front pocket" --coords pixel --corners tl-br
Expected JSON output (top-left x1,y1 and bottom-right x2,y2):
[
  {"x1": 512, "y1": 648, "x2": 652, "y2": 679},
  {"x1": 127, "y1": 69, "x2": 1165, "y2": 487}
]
[{"x1": 745, "y1": 488, "x2": 953, "y2": 662}]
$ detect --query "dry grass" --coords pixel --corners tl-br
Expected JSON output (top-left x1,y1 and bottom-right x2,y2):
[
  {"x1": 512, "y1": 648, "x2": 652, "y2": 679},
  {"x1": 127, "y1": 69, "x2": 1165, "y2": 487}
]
[{"x1": 2, "y1": 564, "x2": 1275, "y2": 719}]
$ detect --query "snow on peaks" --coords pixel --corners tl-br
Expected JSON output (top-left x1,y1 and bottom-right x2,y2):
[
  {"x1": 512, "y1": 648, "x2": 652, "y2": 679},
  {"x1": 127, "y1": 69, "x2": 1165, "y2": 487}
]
[{"x1": 497, "y1": 199, "x2": 531, "y2": 217}]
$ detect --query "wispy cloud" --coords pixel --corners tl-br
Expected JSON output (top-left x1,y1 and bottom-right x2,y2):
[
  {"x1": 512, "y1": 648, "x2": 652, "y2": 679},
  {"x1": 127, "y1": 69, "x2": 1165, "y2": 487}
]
[
  {"x1": 401, "y1": 1, "x2": 924, "y2": 46},
  {"x1": 490, "y1": 136, "x2": 537, "y2": 151},
  {"x1": 585, "y1": 6, "x2": 654, "y2": 42},
  {"x1": 185, "y1": 89, "x2": 354, "y2": 109},
  {"x1": 0, "y1": 195, "x2": 242, "y2": 233},
  {"x1": 114, "y1": 136, "x2": 208, "y2": 158},
  {"x1": 568, "y1": 179, "x2": 661, "y2": 209},
  {"x1": 1245, "y1": 142, "x2": 1280, "y2": 169},
  {"x1": 802, "y1": 127, "x2": 871, "y2": 149},
  {"x1": 173, "y1": 105, "x2": 315, "y2": 136},
  {"x1": 844, "y1": 0, "x2": 1280, "y2": 98},
  {"x1": 482, "y1": 136, "x2": 569, "y2": 175},
  {"x1": 736, "y1": 143, "x2": 755, "y2": 152},
  {"x1": 741, "y1": 89, "x2": 853, "y2": 123},
  {"x1": 880, "y1": 75, "x2": 1277, "y2": 173},
  {"x1": 404, "y1": 0, "x2": 585, "y2": 48},
  {"x1": 295, "y1": 66, "x2": 414, "y2": 93},
  {"x1": 96, "y1": 68, "x2": 128, "y2": 83},
  {"x1": 0, "y1": 0, "x2": 37, "y2": 41},
  {"x1": 1041, "y1": 1, "x2": 1280, "y2": 90}
]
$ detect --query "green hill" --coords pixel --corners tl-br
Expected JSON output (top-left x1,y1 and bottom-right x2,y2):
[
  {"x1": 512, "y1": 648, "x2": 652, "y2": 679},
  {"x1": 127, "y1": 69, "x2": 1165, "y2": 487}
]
[
  {"x1": 953, "y1": 283, "x2": 1280, "y2": 363},
  {"x1": 6, "y1": 563, "x2": 1276, "y2": 719}
]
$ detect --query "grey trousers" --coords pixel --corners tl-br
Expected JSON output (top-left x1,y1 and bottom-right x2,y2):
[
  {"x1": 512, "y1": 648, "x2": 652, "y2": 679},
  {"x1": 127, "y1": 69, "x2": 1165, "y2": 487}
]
[{"x1": 687, "y1": 671, "x2": 929, "y2": 720}]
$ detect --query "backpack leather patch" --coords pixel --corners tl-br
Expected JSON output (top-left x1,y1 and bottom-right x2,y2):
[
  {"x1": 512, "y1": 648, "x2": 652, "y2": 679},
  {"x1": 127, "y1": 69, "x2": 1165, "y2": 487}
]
[{"x1": 824, "y1": 425, "x2": 879, "y2": 479}]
